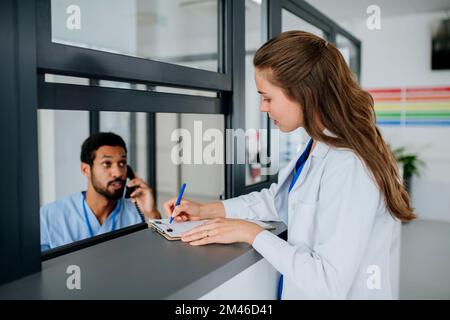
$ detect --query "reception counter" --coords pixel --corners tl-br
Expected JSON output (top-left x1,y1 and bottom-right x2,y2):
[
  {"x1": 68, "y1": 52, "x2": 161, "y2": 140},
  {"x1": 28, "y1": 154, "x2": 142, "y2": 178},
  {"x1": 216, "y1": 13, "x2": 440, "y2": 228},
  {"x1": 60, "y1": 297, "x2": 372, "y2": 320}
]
[{"x1": 0, "y1": 222, "x2": 287, "y2": 299}]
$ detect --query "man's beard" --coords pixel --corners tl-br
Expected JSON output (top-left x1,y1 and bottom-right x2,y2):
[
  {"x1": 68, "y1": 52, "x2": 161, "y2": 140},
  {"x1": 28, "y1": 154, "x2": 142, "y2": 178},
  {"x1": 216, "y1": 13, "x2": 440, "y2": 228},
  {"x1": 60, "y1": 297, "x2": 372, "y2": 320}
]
[{"x1": 91, "y1": 174, "x2": 125, "y2": 201}]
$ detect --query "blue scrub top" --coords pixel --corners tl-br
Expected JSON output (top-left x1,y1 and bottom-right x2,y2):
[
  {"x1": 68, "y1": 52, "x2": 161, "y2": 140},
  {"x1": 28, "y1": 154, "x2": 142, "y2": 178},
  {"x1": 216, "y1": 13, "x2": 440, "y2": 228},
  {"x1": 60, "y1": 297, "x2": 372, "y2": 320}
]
[{"x1": 40, "y1": 192, "x2": 143, "y2": 251}]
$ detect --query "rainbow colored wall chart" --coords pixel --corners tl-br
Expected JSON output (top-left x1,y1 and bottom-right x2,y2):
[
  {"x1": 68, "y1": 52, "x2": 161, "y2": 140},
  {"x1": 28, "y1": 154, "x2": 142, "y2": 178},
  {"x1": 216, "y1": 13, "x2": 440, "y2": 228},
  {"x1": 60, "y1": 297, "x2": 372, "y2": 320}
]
[{"x1": 368, "y1": 87, "x2": 450, "y2": 126}]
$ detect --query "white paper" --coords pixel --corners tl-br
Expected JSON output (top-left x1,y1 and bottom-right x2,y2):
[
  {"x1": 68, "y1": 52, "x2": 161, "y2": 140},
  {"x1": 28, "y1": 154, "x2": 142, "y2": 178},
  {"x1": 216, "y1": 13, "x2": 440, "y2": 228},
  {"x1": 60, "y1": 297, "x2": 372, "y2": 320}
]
[{"x1": 150, "y1": 218, "x2": 275, "y2": 238}]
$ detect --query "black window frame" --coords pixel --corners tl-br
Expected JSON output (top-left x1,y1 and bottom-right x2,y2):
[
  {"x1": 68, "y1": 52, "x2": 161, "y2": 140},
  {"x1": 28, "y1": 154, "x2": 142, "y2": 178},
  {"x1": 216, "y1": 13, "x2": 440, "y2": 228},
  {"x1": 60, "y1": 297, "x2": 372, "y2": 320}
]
[{"x1": 0, "y1": 0, "x2": 41, "y2": 286}]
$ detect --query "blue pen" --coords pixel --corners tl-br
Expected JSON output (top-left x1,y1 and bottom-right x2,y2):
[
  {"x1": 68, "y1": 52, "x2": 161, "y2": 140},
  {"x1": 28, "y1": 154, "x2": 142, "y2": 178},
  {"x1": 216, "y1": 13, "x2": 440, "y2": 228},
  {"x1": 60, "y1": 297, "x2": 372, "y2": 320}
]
[{"x1": 170, "y1": 183, "x2": 186, "y2": 224}]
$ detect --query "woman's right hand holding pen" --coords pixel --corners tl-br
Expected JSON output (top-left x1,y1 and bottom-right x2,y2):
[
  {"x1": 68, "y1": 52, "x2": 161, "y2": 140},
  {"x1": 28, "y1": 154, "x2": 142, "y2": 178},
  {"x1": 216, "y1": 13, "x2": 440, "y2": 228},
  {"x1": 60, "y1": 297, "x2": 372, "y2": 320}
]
[{"x1": 163, "y1": 198, "x2": 225, "y2": 222}]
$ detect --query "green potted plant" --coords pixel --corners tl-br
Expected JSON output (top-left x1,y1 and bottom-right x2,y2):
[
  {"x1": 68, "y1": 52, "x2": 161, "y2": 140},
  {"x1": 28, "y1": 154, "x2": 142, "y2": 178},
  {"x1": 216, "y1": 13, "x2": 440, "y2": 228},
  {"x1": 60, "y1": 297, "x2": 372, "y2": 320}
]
[{"x1": 391, "y1": 146, "x2": 425, "y2": 194}]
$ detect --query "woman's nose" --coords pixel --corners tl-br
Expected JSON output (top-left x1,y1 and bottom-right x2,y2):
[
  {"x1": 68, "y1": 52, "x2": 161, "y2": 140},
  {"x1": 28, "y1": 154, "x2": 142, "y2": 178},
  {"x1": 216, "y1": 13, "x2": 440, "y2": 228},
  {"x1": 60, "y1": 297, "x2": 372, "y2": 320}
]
[{"x1": 260, "y1": 101, "x2": 270, "y2": 113}]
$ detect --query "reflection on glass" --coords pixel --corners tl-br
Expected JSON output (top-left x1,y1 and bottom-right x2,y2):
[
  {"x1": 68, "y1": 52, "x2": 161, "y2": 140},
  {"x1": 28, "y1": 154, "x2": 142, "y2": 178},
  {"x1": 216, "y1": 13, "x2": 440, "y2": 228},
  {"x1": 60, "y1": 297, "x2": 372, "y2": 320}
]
[
  {"x1": 38, "y1": 110, "x2": 159, "y2": 252},
  {"x1": 51, "y1": 0, "x2": 219, "y2": 72},
  {"x1": 245, "y1": 0, "x2": 268, "y2": 185},
  {"x1": 156, "y1": 113, "x2": 225, "y2": 213},
  {"x1": 282, "y1": 9, "x2": 325, "y2": 38},
  {"x1": 38, "y1": 110, "x2": 89, "y2": 205},
  {"x1": 336, "y1": 34, "x2": 359, "y2": 79},
  {"x1": 279, "y1": 9, "x2": 326, "y2": 169}
]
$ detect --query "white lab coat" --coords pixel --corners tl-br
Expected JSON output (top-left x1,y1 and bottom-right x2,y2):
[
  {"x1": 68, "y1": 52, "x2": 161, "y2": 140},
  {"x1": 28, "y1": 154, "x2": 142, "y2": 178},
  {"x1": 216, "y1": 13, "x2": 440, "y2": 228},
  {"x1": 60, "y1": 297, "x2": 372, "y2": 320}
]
[{"x1": 223, "y1": 139, "x2": 399, "y2": 299}]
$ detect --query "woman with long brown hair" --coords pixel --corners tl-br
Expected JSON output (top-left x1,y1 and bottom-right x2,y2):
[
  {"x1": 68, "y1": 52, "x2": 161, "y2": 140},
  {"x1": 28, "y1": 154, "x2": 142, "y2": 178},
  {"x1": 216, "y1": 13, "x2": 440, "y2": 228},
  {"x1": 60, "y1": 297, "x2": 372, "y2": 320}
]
[{"x1": 164, "y1": 31, "x2": 415, "y2": 299}]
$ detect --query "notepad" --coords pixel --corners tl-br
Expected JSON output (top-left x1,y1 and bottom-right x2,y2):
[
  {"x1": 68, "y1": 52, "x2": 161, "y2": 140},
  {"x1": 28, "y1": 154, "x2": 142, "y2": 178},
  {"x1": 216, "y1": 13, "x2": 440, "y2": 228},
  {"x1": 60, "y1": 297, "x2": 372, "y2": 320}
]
[{"x1": 149, "y1": 218, "x2": 276, "y2": 241}]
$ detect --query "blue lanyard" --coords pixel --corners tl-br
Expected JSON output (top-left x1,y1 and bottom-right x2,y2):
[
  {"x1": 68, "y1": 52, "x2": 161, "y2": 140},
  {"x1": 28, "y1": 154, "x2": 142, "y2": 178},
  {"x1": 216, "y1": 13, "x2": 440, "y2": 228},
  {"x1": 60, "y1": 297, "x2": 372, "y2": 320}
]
[
  {"x1": 82, "y1": 192, "x2": 121, "y2": 238},
  {"x1": 288, "y1": 139, "x2": 314, "y2": 193},
  {"x1": 278, "y1": 139, "x2": 313, "y2": 300}
]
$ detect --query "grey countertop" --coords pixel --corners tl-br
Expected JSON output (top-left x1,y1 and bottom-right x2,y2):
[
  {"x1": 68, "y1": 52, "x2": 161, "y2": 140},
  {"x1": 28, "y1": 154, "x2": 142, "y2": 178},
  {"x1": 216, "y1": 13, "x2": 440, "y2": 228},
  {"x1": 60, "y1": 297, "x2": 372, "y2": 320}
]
[{"x1": 0, "y1": 222, "x2": 286, "y2": 299}]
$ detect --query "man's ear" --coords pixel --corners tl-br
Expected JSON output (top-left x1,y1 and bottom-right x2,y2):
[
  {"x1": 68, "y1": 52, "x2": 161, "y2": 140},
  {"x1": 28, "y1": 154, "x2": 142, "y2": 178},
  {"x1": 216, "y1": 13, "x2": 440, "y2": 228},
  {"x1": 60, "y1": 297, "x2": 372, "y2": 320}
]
[{"x1": 81, "y1": 162, "x2": 90, "y2": 178}]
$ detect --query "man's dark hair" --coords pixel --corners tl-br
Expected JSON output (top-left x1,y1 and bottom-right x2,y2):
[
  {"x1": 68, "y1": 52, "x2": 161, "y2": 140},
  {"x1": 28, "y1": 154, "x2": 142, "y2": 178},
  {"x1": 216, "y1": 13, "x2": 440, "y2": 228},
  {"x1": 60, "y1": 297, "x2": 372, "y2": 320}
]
[{"x1": 80, "y1": 132, "x2": 127, "y2": 166}]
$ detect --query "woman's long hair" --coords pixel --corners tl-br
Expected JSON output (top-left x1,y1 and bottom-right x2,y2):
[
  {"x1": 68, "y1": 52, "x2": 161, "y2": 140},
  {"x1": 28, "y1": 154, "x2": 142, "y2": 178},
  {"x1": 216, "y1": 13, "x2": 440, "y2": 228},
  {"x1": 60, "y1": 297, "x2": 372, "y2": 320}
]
[{"x1": 254, "y1": 30, "x2": 415, "y2": 221}]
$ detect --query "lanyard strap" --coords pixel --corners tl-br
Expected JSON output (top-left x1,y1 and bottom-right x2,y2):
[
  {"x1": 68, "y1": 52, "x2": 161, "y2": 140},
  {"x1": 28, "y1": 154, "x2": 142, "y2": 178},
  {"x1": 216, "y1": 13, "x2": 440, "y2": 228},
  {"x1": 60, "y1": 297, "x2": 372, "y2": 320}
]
[
  {"x1": 279, "y1": 139, "x2": 313, "y2": 300},
  {"x1": 288, "y1": 139, "x2": 314, "y2": 193},
  {"x1": 82, "y1": 192, "x2": 120, "y2": 238}
]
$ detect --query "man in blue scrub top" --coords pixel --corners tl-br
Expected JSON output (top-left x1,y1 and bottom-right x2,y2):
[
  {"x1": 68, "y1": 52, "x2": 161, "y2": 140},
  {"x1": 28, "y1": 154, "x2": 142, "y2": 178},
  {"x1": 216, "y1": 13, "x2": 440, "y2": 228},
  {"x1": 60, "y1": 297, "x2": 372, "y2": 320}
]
[{"x1": 40, "y1": 132, "x2": 161, "y2": 251}]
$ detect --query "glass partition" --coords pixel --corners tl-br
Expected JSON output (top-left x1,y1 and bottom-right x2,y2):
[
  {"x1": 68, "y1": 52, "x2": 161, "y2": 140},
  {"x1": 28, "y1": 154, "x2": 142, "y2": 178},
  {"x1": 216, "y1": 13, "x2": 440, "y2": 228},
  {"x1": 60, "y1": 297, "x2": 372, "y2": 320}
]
[
  {"x1": 38, "y1": 109, "x2": 151, "y2": 252},
  {"x1": 155, "y1": 113, "x2": 225, "y2": 214},
  {"x1": 51, "y1": 0, "x2": 219, "y2": 72}
]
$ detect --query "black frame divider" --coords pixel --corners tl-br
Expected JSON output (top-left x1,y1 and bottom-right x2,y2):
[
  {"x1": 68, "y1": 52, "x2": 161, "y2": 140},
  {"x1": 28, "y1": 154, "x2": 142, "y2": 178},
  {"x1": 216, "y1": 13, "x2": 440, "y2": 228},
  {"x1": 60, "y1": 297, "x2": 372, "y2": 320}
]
[
  {"x1": 147, "y1": 113, "x2": 157, "y2": 204},
  {"x1": 225, "y1": 0, "x2": 245, "y2": 198},
  {"x1": 88, "y1": 79, "x2": 100, "y2": 136},
  {"x1": 38, "y1": 81, "x2": 225, "y2": 114},
  {"x1": 0, "y1": 0, "x2": 41, "y2": 285}
]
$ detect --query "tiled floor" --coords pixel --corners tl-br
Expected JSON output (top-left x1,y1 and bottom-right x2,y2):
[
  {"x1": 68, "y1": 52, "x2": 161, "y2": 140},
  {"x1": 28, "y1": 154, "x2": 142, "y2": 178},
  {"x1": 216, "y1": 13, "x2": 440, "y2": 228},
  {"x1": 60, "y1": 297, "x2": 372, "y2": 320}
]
[{"x1": 399, "y1": 220, "x2": 450, "y2": 299}]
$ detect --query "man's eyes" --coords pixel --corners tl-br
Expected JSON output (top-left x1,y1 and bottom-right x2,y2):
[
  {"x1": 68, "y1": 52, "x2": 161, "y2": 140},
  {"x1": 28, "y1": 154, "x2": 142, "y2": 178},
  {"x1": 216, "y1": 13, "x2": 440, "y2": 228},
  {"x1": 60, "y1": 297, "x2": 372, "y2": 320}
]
[{"x1": 101, "y1": 161, "x2": 126, "y2": 167}]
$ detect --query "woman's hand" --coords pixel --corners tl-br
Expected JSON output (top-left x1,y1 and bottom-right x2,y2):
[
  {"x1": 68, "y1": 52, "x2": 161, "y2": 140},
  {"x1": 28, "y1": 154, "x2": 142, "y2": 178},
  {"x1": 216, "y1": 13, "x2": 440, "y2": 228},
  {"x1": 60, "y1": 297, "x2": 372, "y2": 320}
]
[
  {"x1": 180, "y1": 218, "x2": 264, "y2": 246},
  {"x1": 163, "y1": 198, "x2": 225, "y2": 222},
  {"x1": 163, "y1": 198, "x2": 203, "y2": 221}
]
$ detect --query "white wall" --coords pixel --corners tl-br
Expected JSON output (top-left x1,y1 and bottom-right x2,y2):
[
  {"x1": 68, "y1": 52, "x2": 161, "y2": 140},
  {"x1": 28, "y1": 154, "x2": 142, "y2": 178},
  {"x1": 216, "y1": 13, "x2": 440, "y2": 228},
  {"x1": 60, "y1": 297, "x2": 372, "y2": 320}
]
[
  {"x1": 340, "y1": 12, "x2": 450, "y2": 222},
  {"x1": 344, "y1": 12, "x2": 450, "y2": 87}
]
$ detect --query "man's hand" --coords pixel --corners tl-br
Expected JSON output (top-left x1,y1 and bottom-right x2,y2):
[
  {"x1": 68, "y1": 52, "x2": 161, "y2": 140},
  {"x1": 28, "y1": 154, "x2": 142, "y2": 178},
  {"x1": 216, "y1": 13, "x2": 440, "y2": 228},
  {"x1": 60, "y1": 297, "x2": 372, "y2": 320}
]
[{"x1": 127, "y1": 177, "x2": 161, "y2": 220}]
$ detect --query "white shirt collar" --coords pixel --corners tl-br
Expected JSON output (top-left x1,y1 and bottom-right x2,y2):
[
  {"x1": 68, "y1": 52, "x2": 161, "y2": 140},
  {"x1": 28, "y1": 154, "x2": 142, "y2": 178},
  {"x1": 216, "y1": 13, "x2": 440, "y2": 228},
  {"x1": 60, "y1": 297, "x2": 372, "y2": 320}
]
[{"x1": 309, "y1": 128, "x2": 335, "y2": 159}]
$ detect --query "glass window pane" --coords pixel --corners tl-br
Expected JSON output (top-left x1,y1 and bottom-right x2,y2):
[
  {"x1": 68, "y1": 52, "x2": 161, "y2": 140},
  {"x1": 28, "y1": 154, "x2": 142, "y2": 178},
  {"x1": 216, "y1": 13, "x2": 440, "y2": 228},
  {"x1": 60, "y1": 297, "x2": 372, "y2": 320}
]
[
  {"x1": 51, "y1": 0, "x2": 219, "y2": 72},
  {"x1": 156, "y1": 113, "x2": 225, "y2": 213},
  {"x1": 245, "y1": 0, "x2": 269, "y2": 185},
  {"x1": 336, "y1": 34, "x2": 359, "y2": 79},
  {"x1": 38, "y1": 109, "x2": 151, "y2": 252},
  {"x1": 282, "y1": 9, "x2": 325, "y2": 38},
  {"x1": 38, "y1": 110, "x2": 89, "y2": 205}
]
